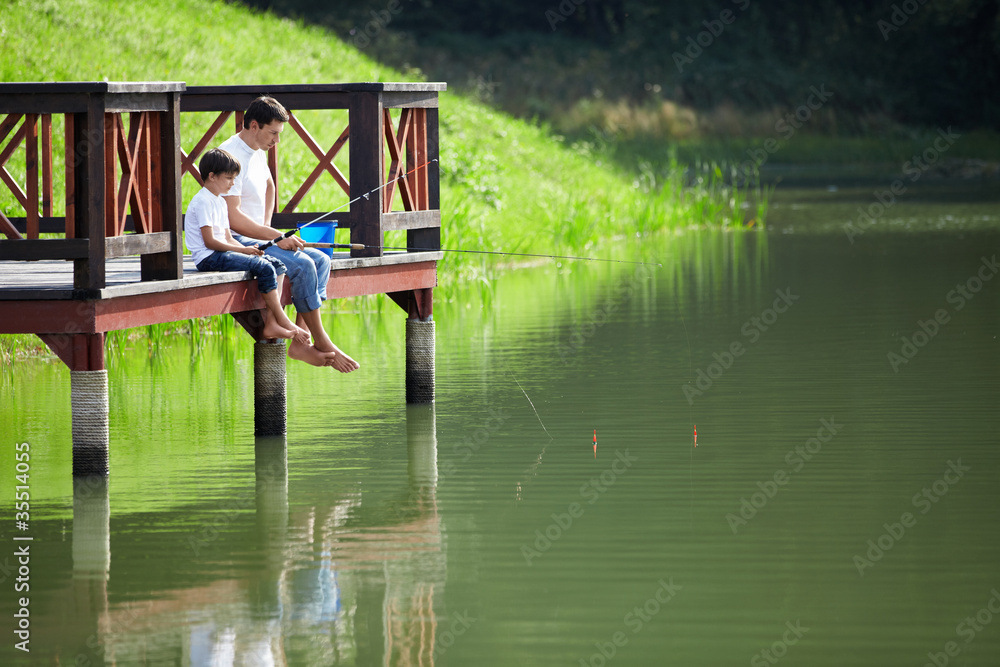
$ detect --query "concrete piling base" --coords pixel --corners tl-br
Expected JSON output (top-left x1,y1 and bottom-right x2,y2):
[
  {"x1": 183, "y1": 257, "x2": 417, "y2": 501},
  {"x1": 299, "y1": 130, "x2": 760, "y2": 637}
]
[
  {"x1": 71, "y1": 370, "x2": 110, "y2": 476},
  {"x1": 254, "y1": 341, "x2": 287, "y2": 436},
  {"x1": 406, "y1": 318, "x2": 435, "y2": 404}
]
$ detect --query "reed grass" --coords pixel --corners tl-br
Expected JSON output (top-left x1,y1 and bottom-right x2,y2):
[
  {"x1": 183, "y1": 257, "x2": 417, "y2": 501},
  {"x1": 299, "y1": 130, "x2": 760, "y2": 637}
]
[{"x1": 0, "y1": 0, "x2": 767, "y2": 353}]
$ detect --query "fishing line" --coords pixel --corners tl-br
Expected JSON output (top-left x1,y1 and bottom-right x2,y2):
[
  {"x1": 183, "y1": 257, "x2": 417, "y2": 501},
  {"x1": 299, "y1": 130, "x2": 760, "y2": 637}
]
[
  {"x1": 304, "y1": 242, "x2": 662, "y2": 267},
  {"x1": 505, "y1": 364, "x2": 553, "y2": 442},
  {"x1": 379, "y1": 246, "x2": 661, "y2": 267},
  {"x1": 505, "y1": 362, "x2": 552, "y2": 502}
]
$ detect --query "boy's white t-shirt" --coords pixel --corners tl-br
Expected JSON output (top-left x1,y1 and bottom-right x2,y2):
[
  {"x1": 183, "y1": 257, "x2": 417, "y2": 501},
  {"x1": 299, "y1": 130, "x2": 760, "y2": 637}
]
[
  {"x1": 184, "y1": 187, "x2": 230, "y2": 265},
  {"x1": 218, "y1": 134, "x2": 270, "y2": 226}
]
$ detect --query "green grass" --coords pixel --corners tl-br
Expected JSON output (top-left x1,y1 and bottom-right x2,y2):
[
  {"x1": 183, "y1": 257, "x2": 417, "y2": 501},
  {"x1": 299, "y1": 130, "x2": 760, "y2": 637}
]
[{"x1": 0, "y1": 0, "x2": 765, "y2": 356}]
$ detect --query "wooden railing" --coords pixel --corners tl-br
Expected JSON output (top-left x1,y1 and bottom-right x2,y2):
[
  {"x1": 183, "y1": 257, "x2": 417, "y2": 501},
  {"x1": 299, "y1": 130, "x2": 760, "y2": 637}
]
[
  {"x1": 180, "y1": 83, "x2": 443, "y2": 258},
  {"x1": 0, "y1": 82, "x2": 185, "y2": 290},
  {"x1": 0, "y1": 81, "x2": 444, "y2": 291}
]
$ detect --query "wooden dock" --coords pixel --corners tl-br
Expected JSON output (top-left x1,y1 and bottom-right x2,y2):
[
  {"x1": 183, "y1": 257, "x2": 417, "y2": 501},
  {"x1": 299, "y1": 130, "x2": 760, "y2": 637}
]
[{"x1": 0, "y1": 81, "x2": 445, "y2": 474}]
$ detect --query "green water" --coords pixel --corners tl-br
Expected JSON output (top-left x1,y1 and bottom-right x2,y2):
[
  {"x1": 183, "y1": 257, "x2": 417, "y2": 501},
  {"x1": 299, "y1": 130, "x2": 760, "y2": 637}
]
[{"x1": 2, "y1": 179, "x2": 1000, "y2": 666}]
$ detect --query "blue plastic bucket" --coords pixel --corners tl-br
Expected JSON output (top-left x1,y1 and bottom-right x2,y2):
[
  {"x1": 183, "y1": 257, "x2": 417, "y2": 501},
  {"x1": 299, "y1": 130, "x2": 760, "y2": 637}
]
[{"x1": 297, "y1": 221, "x2": 337, "y2": 257}]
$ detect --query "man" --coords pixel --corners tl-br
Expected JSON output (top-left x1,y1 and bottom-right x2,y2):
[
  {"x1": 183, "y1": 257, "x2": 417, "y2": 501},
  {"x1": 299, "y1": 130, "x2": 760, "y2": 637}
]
[{"x1": 219, "y1": 96, "x2": 359, "y2": 373}]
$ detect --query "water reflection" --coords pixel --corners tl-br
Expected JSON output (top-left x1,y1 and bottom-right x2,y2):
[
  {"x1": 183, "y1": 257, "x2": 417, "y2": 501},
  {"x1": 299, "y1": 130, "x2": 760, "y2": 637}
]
[
  {"x1": 66, "y1": 409, "x2": 444, "y2": 665},
  {"x1": 70, "y1": 477, "x2": 110, "y2": 664}
]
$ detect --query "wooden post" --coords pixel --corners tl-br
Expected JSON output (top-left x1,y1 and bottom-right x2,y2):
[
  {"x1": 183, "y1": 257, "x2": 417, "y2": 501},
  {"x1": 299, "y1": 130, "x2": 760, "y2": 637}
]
[
  {"x1": 349, "y1": 92, "x2": 383, "y2": 258},
  {"x1": 141, "y1": 91, "x2": 183, "y2": 281},
  {"x1": 24, "y1": 113, "x2": 39, "y2": 239},
  {"x1": 103, "y1": 112, "x2": 118, "y2": 238},
  {"x1": 73, "y1": 94, "x2": 107, "y2": 292},
  {"x1": 268, "y1": 144, "x2": 279, "y2": 215},
  {"x1": 65, "y1": 114, "x2": 76, "y2": 238},
  {"x1": 408, "y1": 107, "x2": 440, "y2": 252},
  {"x1": 41, "y1": 114, "x2": 52, "y2": 218}
]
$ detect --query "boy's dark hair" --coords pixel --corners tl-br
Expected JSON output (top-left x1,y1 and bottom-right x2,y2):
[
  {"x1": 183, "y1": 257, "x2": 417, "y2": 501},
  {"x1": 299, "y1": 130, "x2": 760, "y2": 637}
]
[
  {"x1": 199, "y1": 148, "x2": 241, "y2": 181},
  {"x1": 243, "y1": 96, "x2": 289, "y2": 129}
]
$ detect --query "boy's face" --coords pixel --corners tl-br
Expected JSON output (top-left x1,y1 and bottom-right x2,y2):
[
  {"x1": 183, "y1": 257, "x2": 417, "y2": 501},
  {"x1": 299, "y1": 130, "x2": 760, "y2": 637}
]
[
  {"x1": 247, "y1": 119, "x2": 284, "y2": 151},
  {"x1": 205, "y1": 171, "x2": 236, "y2": 196}
]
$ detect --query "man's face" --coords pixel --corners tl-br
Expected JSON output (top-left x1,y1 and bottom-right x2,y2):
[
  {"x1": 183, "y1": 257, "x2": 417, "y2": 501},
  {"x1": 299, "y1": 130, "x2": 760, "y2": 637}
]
[{"x1": 249, "y1": 120, "x2": 284, "y2": 150}]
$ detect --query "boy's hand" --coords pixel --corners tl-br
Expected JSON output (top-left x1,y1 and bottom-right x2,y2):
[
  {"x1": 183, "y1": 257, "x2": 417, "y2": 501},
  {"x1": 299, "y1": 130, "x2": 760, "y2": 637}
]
[{"x1": 244, "y1": 244, "x2": 264, "y2": 256}]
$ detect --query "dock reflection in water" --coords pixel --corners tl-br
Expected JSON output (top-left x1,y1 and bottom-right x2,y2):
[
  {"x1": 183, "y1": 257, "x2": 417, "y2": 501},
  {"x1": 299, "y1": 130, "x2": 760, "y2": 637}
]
[{"x1": 67, "y1": 407, "x2": 443, "y2": 665}]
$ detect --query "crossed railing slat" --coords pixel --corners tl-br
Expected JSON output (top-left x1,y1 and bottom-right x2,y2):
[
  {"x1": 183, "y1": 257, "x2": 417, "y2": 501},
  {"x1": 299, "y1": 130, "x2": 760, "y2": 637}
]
[
  {"x1": 105, "y1": 112, "x2": 159, "y2": 236},
  {"x1": 383, "y1": 108, "x2": 429, "y2": 213},
  {"x1": 283, "y1": 113, "x2": 350, "y2": 213},
  {"x1": 0, "y1": 113, "x2": 54, "y2": 240}
]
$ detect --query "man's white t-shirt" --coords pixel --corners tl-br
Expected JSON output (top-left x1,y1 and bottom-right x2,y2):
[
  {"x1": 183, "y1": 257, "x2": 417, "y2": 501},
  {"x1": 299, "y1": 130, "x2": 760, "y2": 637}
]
[
  {"x1": 184, "y1": 187, "x2": 230, "y2": 265},
  {"x1": 218, "y1": 134, "x2": 270, "y2": 226}
]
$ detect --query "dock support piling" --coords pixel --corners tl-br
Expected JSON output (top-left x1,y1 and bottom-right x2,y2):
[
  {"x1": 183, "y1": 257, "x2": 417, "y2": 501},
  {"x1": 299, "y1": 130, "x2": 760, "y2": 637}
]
[
  {"x1": 406, "y1": 318, "x2": 435, "y2": 404},
  {"x1": 254, "y1": 340, "x2": 287, "y2": 436},
  {"x1": 71, "y1": 369, "x2": 110, "y2": 476}
]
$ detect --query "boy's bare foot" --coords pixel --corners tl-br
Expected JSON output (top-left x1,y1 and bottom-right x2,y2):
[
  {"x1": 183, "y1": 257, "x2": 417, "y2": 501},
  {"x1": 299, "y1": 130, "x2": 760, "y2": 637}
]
[
  {"x1": 289, "y1": 325, "x2": 311, "y2": 346},
  {"x1": 288, "y1": 339, "x2": 338, "y2": 367},
  {"x1": 324, "y1": 344, "x2": 360, "y2": 373},
  {"x1": 261, "y1": 321, "x2": 297, "y2": 340}
]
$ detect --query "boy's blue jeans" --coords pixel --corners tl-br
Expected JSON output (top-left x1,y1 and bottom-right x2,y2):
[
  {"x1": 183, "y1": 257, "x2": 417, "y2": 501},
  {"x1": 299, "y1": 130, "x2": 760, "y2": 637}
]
[
  {"x1": 233, "y1": 235, "x2": 330, "y2": 313},
  {"x1": 196, "y1": 250, "x2": 286, "y2": 294}
]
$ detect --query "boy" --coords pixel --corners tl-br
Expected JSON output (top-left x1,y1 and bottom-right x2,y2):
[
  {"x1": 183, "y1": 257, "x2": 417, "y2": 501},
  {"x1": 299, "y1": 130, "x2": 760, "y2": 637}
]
[{"x1": 185, "y1": 148, "x2": 310, "y2": 344}]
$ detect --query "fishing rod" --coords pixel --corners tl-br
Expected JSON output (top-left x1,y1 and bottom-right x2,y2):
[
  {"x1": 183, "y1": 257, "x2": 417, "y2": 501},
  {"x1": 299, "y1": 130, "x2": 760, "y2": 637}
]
[
  {"x1": 302, "y1": 242, "x2": 662, "y2": 267},
  {"x1": 258, "y1": 159, "x2": 440, "y2": 251}
]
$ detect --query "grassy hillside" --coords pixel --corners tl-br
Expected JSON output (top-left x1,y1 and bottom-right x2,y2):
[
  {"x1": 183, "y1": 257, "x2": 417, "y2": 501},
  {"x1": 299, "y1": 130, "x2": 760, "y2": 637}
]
[
  {"x1": 0, "y1": 0, "x2": 763, "y2": 359},
  {"x1": 0, "y1": 0, "x2": 758, "y2": 258}
]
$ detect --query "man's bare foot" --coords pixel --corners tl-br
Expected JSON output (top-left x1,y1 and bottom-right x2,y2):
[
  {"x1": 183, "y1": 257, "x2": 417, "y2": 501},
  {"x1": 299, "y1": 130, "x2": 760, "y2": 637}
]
[
  {"x1": 261, "y1": 321, "x2": 297, "y2": 340},
  {"x1": 288, "y1": 339, "x2": 338, "y2": 367},
  {"x1": 311, "y1": 334, "x2": 336, "y2": 354},
  {"x1": 324, "y1": 344, "x2": 360, "y2": 373}
]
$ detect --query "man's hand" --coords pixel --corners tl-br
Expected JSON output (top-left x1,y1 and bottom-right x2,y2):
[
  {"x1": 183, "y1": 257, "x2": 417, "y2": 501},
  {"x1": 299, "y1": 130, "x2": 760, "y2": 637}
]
[{"x1": 275, "y1": 235, "x2": 305, "y2": 251}]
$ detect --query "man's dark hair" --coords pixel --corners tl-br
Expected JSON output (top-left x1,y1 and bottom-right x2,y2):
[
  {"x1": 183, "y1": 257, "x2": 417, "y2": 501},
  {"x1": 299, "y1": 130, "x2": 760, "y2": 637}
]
[
  {"x1": 199, "y1": 148, "x2": 241, "y2": 181},
  {"x1": 244, "y1": 96, "x2": 290, "y2": 129}
]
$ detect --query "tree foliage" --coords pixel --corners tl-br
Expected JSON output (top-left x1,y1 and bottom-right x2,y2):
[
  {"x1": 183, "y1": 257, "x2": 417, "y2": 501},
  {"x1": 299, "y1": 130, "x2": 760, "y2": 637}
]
[{"x1": 239, "y1": 0, "x2": 1000, "y2": 129}]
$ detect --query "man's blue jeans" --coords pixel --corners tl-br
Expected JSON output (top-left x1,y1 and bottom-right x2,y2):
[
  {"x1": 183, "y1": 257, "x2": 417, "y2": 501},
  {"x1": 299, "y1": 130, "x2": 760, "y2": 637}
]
[{"x1": 234, "y1": 235, "x2": 330, "y2": 313}]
